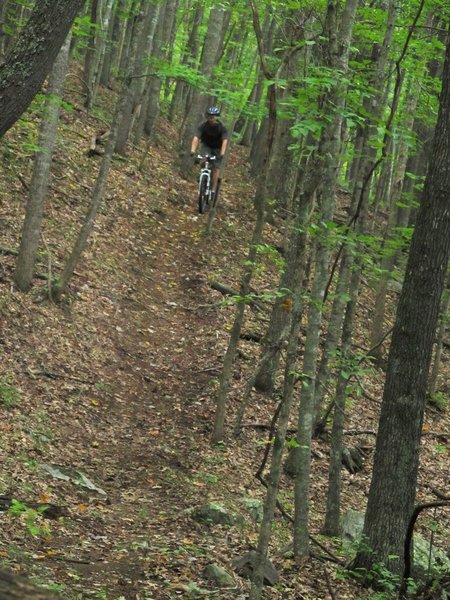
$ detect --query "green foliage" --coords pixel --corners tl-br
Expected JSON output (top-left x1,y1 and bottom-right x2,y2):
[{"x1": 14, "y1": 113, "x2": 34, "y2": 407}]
[
  {"x1": 428, "y1": 392, "x2": 449, "y2": 412},
  {"x1": 0, "y1": 376, "x2": 21, "y2": 409},
  {"x1": 8, "y1": 499, "x2": 51, "y2": 538}
]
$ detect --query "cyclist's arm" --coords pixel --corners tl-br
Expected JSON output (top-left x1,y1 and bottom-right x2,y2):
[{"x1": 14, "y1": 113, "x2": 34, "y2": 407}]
[
  {"x1": 191, "y1": 135, "x2": 200, "y2": 154},
  {"x1": 220, "y1": 137, "x2": 228, "y2": 158}
]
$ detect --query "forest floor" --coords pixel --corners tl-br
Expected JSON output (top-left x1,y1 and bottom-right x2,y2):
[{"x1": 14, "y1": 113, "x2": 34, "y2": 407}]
[{"x1": 0, "y1": 79, "x2": 449, "y2": 600}]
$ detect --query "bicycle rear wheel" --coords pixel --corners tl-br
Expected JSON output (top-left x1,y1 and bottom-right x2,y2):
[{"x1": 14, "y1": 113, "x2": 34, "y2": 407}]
[{"x1": 198, "y1": 175, "x2": 209, "y2": 214}]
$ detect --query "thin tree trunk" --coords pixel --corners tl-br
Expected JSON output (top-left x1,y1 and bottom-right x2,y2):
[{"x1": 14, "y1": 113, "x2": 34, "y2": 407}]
[
  {"x1": 370, "y1": 88, "x2": 418, "y2": 361},
  {"x1": 428, "y1": 275, "x2": 450, "y2": 397},
  {"x1": 322, "y1": 267, "x2": 360, "y2": 535},
  {"x1": 212, "y1": 3, "x2": 278, "y2": 443},
  {"x1": 14, "y1": 34, "x2": 72, "y2": 292},
  {"x1": 248, "y1": 303, "x2": 303, "y2": 599},
  {"x1": 115, "y1": 0, "x2": 159, "y2": 154},
  {"x1": 252, "y1": 163, "x2": 319, "y2": 394},
  {"x1": 53, "y1": 17, "x2": 140, "y2": 301},
  {"x1": 83, "y1": 0, "x2": 101, "y2": 110},
  {"x1": 233, "y1": 178, "x2": 315, "y2": 434},
  {"x1": 143, "y1": 0, "x2": 178, "y2": 138},
  {"x1": 178, "y1": 7, "x2": 228, "y2": 176},
  {"x1": 168, "y1": 3, "x2": 203, "y2": 122},
  {"x1": 292, "y1": 0, "x2": 358, "y2": 559}
]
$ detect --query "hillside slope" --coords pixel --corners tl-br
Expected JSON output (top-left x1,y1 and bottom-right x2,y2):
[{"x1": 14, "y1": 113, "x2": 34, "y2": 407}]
[{"x1": 0, "y1": 84, "x2": 449, "y2": 600}]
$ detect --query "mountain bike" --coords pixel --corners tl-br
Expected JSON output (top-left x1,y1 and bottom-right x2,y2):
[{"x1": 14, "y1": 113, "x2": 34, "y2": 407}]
[{"x1": 195, "y1": 154, "x2": 219, "y2": 214}]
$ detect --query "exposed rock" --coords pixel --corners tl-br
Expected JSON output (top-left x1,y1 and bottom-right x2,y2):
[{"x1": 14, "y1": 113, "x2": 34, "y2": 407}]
[
  {"x1": 202, "y1": 563, "x2": 235, "y2": 587},
  {"x1": 342, "y1": 509, "x2": 365, "y2": 549},
  {"x1": 191, "y1": 502, "x2": 241, "y2": 526},
  {"x1": 232, "y1": 550, "x2": 280, "y2": 586},
  {"x1": 342, "y1": 510, "x2": 450, "y2": 576},
  {"x1": 342, "y1": 446, "x2": 365, "y2": 473},
  {"x1": 240, "y1": 497, "x2": 264, "y2": 523}
]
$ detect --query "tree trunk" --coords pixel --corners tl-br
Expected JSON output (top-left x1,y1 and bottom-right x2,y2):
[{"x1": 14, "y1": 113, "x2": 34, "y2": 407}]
[
  {"x1": 83, "y1": 0, "x2": 101, "y2": 110},
  {"x1": 0, "y1": 1, "x2": 9, "y2": 58},
  {"x1": 53, "y1": 16, "x2": 140, "y2": 300},
  {"x1": 428, "y1": 278, "x2": 450, "y2": 397},
  {"x1": 14, "y1": 34, "x2": 72, "y2": 293},
  {"x1": 168, "y1": 3, "x2": 204, "y2": 122},
  {"x1": 0, "y1": 0, "x2": 84, "y2": 139},
  {"x1": 370, "y1": 88, "x2": 418, "y2": 356},
  {"x1": 252, "y1": 163, "x2": 318, "y2": 395},
  {"x1": 291, "y1": 0, "x2": 358, "y2": 558},
  {"x1": 0, "y1": 569, "x2": 57, "y2": 599},
  {"x1": 352, "y1": 26, "x2": 450, "y2": 578},
  {"x1": 178, "y1": 7, "x2": 228, "y2": 176},
  {"x1": 143, "y1": 0, "x2": 178, "y2": 138},
  {"x1": 115, "y1": 0, "x2": 159, "y2": 154},
  {"x1": 249, "y1": 303, "x2": 303, "y2": 599},
  {"x1": 212, "y1": 9, "x2": 278, "y2": 441},
  {"x1": 322, "y1": 267, "x2": 360, "y2": 535}
]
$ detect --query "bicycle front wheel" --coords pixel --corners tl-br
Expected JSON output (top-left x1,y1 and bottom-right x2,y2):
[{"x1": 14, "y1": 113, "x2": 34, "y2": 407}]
[{"x1": 198, "y1": 175, "x2": 209, "y2": 214}]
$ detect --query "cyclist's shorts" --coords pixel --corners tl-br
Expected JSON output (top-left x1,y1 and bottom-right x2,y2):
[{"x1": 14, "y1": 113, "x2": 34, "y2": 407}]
[{"x1": 199, "y1": 144, "x2": 222, "y2": 166}]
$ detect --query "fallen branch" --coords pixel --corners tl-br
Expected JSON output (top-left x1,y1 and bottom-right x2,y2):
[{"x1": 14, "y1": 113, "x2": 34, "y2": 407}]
[
  {"x1": 323, "y1": 564, "x2": 339, "y2": 599},
  {"x1": 24, "y1": 369, "x2": 94, "y2": 385},
  {"x1": 429, "y1": 487, "x2": 450, "y2": 501},
  {"x1": 0, "y1": 247, "x2": 18, "y2": 256},
  {"x1": 401, "y1": 500, "x2": 450, "y2": 595},
  {"x1": 343, "y1": 429, "x2": 377, "y2": 436},
  {"x1": 17, "y1": 173, "x2": 30, "y2": 191},
  {"x1": 240, "y1": 331, "x2": 263, "y2": 343},
  {"x1": 209, "y1": 279, "x2": 265, "y2": 311},
  {"x1": 421, "y1": 431, "x2": 450, "y2": 438}
]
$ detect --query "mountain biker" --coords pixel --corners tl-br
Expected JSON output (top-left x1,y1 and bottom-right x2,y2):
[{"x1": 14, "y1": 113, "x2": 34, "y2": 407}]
[{"x1": 190, "y1": 107, "x2": 228, "y2": 203}]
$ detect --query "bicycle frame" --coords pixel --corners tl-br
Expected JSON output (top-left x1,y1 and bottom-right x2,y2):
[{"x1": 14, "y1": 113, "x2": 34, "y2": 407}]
[{"x1": 197, "y1": 155, "x2": 216, "y2": 197}]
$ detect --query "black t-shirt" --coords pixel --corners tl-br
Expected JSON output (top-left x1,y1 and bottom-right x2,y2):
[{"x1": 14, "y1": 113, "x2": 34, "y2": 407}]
[{"x1": 196, "y1": 120, "x2": 228, "y2": 149}]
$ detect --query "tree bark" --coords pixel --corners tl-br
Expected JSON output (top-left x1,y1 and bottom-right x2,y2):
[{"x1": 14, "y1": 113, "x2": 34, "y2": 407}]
[
  {"x1": 352, "y1": 25, "x2": 450, "y2": 578},
  {"x1": 178, "y1": 7, "x2": 228, "y2": 176},
  {"x1": 0, "y1": 0, "x2": 85, "y2": 139},
  {"x1": 53, "y1": 15, "x2": 140, "y2": 300},
  {"x1": 143, "y1": 0, "x2": 178, "y2": 138},
  {"x1": 428, "y1": 275, "x2": 450, "y2": 397},
  {"x1": 292, "y1": 0, "x2": 358, "y2": 558},
  {"x1": 14, "y1": 34, "x2": 72, "y2": 292},
  {"x1": 115, "y1": 0, "x2": 160, "y2": 154},
  {"x1": 0, "y1": 569, "x2": 57, "y2": 599}
]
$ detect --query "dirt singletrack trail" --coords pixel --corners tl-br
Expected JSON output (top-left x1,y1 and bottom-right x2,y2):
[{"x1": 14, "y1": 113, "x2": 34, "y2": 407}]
[
  {"x1": 42, "y1": 143, "x2": 259, "y2": 598},
  {"x1": 0, "y1": 118, "x2": 260, "y2": 599}
]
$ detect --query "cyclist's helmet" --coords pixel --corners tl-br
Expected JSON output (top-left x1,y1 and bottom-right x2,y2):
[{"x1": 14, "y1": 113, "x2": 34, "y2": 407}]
[{"x1": 206, "y1": 106, "x2": 221, "y2": 116}]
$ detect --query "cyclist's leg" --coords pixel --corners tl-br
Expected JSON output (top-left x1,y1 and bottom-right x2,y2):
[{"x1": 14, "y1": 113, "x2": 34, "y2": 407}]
[{"x1": 211, "y1": 148, "x2": 222, "y2": 193}]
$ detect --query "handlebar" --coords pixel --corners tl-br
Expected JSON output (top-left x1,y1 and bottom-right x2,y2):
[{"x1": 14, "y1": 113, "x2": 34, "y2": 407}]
[{"x1": 195, "y1": 154, "x2": 218, "y2": 162}]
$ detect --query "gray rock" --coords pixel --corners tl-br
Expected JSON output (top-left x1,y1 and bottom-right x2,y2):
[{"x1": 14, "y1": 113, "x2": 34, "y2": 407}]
[
  {"x1": 342, "y1": 510, "x2": 450, "y2": 576},
  {"x1": 191, "y1": 502, "x2": 240, "y2": 526},
  {"x1": 387, "y1": 279, "x2": 403, "y2": 294},
  {"x1": 203, "y1": 563, "x2": 235, "y2": 587},
  {"x1": 341, "y1": 509, "x2": 365, "y2": 549},
  {"x1": 240, "y1": 498, "x2": 264, "y2": 523},
  {"x1": 232, "y1": 550, "x2": 280, "y2": 586}
]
